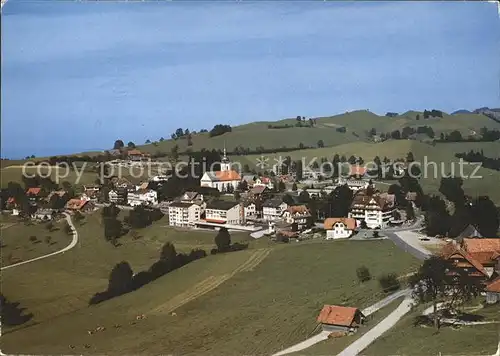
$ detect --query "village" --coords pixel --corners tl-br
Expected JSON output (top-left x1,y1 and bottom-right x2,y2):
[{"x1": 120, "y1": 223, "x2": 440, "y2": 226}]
[{"x1": 1, "y1": 146, "x2": 499, "y2": 355}]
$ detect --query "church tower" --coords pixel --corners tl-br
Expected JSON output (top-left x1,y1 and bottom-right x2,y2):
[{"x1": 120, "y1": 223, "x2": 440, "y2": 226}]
[{"x1": 220, "y1": 143, "x2": 231, "y2": 171}]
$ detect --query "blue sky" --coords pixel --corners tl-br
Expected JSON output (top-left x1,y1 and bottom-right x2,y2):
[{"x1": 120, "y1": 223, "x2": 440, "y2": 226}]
[{"x1": 2, "y1": 1, "x2": 500, "y2": 158}]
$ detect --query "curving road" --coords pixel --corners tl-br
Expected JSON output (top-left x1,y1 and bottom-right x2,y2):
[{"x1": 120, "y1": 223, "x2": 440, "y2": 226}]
[
  {"x1": 1, "y1": 213, "x2": 79, "y2": 271},
  {"x1": 271, "y1": 289, "x2": 412, "y2": 356}
]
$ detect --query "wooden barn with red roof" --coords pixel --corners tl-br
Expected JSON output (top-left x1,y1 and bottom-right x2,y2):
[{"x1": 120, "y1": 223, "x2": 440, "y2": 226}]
[{"x1": 317, "y1": 305, "x2": 365, "y2": 332}]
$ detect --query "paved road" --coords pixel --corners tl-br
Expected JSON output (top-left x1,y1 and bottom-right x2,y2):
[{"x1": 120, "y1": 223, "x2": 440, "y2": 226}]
[
  {"x1": 337, "y1": 296, "x2": 415, "y2": 356},
  {"x1": 1, "y1": 213, "x2": 78, "y2": 271},
  {"x1": 270, "y1": 289, "x2": 411, "y2": 356},
  {"x1": 385, "y1": 230, "x2": 432, "y2": 261}
]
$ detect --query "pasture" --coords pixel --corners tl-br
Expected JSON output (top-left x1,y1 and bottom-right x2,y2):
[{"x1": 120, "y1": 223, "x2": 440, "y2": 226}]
[{"x1": 1, "y1": 237, "x2": 419, "y2": 355}]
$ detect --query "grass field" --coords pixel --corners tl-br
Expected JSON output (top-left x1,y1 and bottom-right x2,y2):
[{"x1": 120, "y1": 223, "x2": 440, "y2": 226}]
[
  {"x1": 289, "y1": 296, "x2": 406, "y2": 356},
  {"x1": 244, "y1": 140, "x2": 500, "y2": 204},
  {"x1": 1, "y1": 238, "x2": 419, "y2": 355},
  {"x1": 364, "y1": 305, "x2": 500, "y2": 356},
  {"x1": 0, "y1": 215, "x2": 72, "y2": 267}
]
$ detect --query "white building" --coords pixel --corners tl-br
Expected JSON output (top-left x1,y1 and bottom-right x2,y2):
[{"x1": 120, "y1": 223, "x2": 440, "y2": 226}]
[
  {"x1": 336, "y1": 178, "x2": 370, "y2": 192},
  {"x1": 324, "y1": 217, "x2": 357, "y2": 240},
  {"x1": 127, "y1": 189, "x2": 158, "y2": 207},
  {"x1": 254, "y1": 177, "x2": 274, "y2": 190},
  {"x1": 204, "y1": 201, "x2": 243, "y2": 225},
  {"x1": 349, "y1": 192, "x2": 395, "y2": 229},
  {"x1": 262, "y1": 199, "x2": 288, "y2": 221},
  {"x1": 168, "y1": 202, "x2": 201, "y2": 227},
  {"x1": 281, "y1": 205, "x2": 312, "y2": 230},
  {"x1": 200, "y1": 148, "x2": 241, "y2": 192},
  {"x1": 244, "y1": 202, "x2": 257, "y2": 219}
]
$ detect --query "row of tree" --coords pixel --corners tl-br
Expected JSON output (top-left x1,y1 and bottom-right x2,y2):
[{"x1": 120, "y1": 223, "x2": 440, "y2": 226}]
[{"x1": 455, "y1": 150, "x2": 500, "y2": 172}]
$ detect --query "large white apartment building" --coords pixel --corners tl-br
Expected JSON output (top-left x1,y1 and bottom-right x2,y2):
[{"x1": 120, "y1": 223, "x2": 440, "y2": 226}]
[
  {"x1": 168, "y1": 202, "x2": 201, "y2": 227},
  {"x1": 262, "y1": 198, "x2": 288, "y2": 221},
  {"x1": 348, "y1": 192, "x2": 395, "y2": 229},
  {"x1": 127, "y1": 189, "x2": 158, "y2": 207},
  {"x1": 204, "y1": 200, "x2": 243, "y2": 225}
]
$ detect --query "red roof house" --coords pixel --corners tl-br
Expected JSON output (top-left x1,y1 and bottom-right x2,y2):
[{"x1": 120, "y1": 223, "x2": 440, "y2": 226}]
[{"x1": 317, "y1": 305, "x2": 365, "y2": 332}]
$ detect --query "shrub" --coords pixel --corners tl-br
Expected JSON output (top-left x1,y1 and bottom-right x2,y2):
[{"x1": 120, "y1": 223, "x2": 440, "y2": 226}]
[
  {"x1": 372, "y1": 231, "x2": 380, "y2": 238},
  {"x1": 356, "y1": 266, "x2": 371, "y2": 283},
  {"x1": 378, "y1": 273, "x2": 400, "y2": 293}
]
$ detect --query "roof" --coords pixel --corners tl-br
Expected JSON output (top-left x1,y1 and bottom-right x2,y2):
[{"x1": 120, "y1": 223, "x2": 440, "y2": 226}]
[
  {"x1": 241, "y1": 174, "x2": 256, "y2": 182},
  {"x1": 127, "y1": 149, "x2": 143, "y2": 155},
  {"x1": 250, "y1": 186, "x2": 267, "y2": 195},
  {"x1": 263, "y1": 198, "x2": 286, "y2": 208},
  {"x1": 351, "y1": 193, "x2": 393, "y2": 210},
  {"x1": 35, "y1": 208, "x2": 53, "y2": 214},
  {"x1": 349, "y1": 165, "x2": 367, "y2": 176},
  {"x1": 138, "y1": 182, "x2": 149, "y2": 190},
  {"x1": 462, "y1": 238, "x2": 500, "y2": 264},
  {"x1": 46, "y1": 190, "x2": 68, "y2": 200},
  {"x1": 205, "y1": 219, "x2": 226, "y2": 224},
  {"x1": 182, "y1": 191, "x2": 200, "y2": 200},
  {"x1": 405, "y1": 192, "x2": 418, "y2": 201},
  {"x1": 462, "y1": 239, "x2": 500, "y2": 254},
  {"x1": 440, "y1": 243, "x2": 489, "y2": 277},
  {"x1": 206, "y1": 200, "x2": 240, "y2": 210},
  {"x1": 26, "y1": 187, "x2": 42, "y2": 196},
  {"x1": 457, "y1": 225, "x2": 483, "y2": 239},
  {"x1": 486, "y1": 277, "x2": 500, "y2": 293},
  {"x1": 285, "y1": 205, "x2": 310, "y2": 215},
  {"x1": 317, "y1": 305, "x2": 364, "y2": 327},
  {"x1": 324, "y1": 217, "x2": 357, "y2": 230},
  {"x1": 215, "y1": 170, "x2": 241, "y2": 182},
  {"x1": 65, "y1": 199, "x2": 89, "y2": 210},
  {"x1": 169, "y1": 202, "x2": 196, "y2": 208}
]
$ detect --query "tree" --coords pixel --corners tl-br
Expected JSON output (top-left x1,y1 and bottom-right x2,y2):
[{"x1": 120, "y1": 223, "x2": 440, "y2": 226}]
[
  {"x1": 348, "y1": 155, "x2": 357, "y2": 165},
  {"x1": 282, "y1": 194, "x2": 295, "y2": 206},
  {"x1": 356, "y1": 266, "x2": 371, "y2": 282},
  {"x1": 278, "y1": 180, "x2": 286, "y2": 192},
  {"x1": 113, "y1": 140, "x2": 124, "y2": 150},
  {"x1": 175, "y1": 128, "x2": 184, "y2": 138},
  {"x1": 145, "y1": 139, "x2": 151, "y2": 144},
  {"x1": 299, "y1": 190, "x2": 310, "y2": 203},
  {"x1": 439, "y1": 177, "x2": 465, "y2": 205},
  {"x1": 215, "y1": 227, "x2": 231, "y2": 252},
  {"x1": 299, "y1": 142, "x2": 305, "y2": 150},
  {"x1": 234, "y1": 191, "x2": 241, "y2": 201},
  {"x1": 170, "y1": 144, "x2": 179, "y2": 163},
  {"x1": 373, "y1": 230, "x2": 380, "y2": 238},
  {"x1": 107, "y1": 261, "x2": 133, "y2": 296},
  {"x1": 160, "y1": 242, "x2": 177, "y2": 262},
  {"x1": 292, "y1": 183, "x2": 298, "y2": 191},
  {"x1": 317, "y1": 140, "x2": 324, "y2": 148},
  {"x1": 409, "y1": 256, "x2": 481, "y2": 329},
  {"x1": 369, "y1": 128, "x2": 377, "y2": 136},
  {"x1": 159, "y1": 137, "x2": 165, "y2": 142},
  {"x1": 391, "y1": 130, "x2": 401, "y2": 140},
  {"x1": 405, "y1": 203, "x2": 416, "y2": 221},
  {"x1": 127, "y1": 141, "x2": 136, "y2": 149},
  {"x1": 471, "y1": 196, "x2": 499, "y2": 237},
  {"x1": 378, "y1": 273, "x2": 400, "y2": 293},
  {"x1": 406, "y1": 151, "x2": 415, "y2": 163}
]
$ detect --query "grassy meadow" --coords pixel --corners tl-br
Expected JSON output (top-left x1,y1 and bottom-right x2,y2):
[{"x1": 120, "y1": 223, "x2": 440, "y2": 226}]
[
  {"x1": 364, "y1": 304, "x2": 500, "y2": 356},
  {"x1": 1, "y1": 220, "x2": 419, "y2": 355}
]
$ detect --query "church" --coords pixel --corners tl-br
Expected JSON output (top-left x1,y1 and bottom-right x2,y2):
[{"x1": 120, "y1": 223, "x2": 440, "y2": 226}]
[{"x1": 200, "y1": 148, "x2": 241, "y2": 192}]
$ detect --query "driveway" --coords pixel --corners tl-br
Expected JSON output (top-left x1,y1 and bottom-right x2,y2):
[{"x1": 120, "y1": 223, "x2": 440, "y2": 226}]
[
  {"x1": 270, "y1": 289, "x2": 411, "y2": 356},
  {"x1": 1, "y1": 213, "x2": 78, "y2": 270}
]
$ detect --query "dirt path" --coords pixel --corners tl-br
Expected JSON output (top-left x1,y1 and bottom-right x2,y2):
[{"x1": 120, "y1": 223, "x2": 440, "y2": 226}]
[
  {"x1": 151, "y1": 248, "x2": 272, "y2": 315},
  {"x1": 0, "y1": 223, "x2": 17, "y2": 231},
  {"x1": 1, "y1": 213, "x2": 78, "y2": 271}
]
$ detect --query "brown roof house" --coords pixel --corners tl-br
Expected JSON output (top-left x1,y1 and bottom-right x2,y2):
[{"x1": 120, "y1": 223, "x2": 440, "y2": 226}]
[
  {"x1": 324, "y1": 217, "x2": 357, "y2": 240},
  {"x1": 440, "y1": 242, "x2": 490, "y2": 283},
  {"x1": 317, "y1": 305, "x2": 365, "y2": 333},
  {"x1": 461, "y1": 238, "x2": 500, "y2": 277},
  {"x1": 281, "y1": 205, "x2": 312, "y2": 231},
  {"x1": 65, "y1": 199, "x2": 95, "y2": 213},
  {"x1": 485, "y1": 277, "x2": 500, "y2": 304}
]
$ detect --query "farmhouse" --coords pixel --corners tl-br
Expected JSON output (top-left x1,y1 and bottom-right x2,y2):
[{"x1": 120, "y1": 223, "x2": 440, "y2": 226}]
[
  {"x1": 349, "y1": 192, "x2": 395, "y2": 229},
  {"x1": 249, "y1": 185, "x2": 270, "y2": 200},
  {"x1": 243, "y1": 201, "x2": 257, "y2": 219},
  {"x1": 127, "y1": 189, "x2": 158, "y2": 207},
  {"x1": 253, "y1": 176, "x2": 274, "y2": 190},
  {"x1": 440, "y1": 242, "x2": 489, "y2": 282},
  {"x1": 200, "y1": 148, "x2": 241, "y2": 192},
  {"x1": 26, "y1": 187, "x2": 43, "y2": 204},
  {"x1": 485, "y1": 277, "x2": 500, "y2": 304},
  {"x1": 281, "y1": 205, "x2": 312, "y2": 230},
  {"x1": 204, "y1": 200, "x2": 243, "y2": 225},
  {"x1": 109, "y1": 188, "x2": 128, "y2": 205},
  {"x1": 32, "y1": 208, "x2": 54, "y2": 221},
  {"x1": 168, "y1": 202, "x2": 201, "y2": 227},
  {"x1": 262, "y1": 198, "x2": 288, "y2": 221},
  {"x1": 317, "y1": 305, "x2": 365, "y2": 333},
  {"x1": 461, "y1": 238, "x2": 500, "y2": 277},
  {"x1": 65, "y1": 199, "x2": 95, "y2": 213},
  {"x1": 127, "y1": 149, "x2": 151, "y2": 162},
  {"x1": 324, "y1": 217, "x2": 357, "y2": 240}
]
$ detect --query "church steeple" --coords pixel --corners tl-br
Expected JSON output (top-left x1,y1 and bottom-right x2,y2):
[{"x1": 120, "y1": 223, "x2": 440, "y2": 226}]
[{"x1": 221, "y1": 142, "x2": 231, "y2": 171}]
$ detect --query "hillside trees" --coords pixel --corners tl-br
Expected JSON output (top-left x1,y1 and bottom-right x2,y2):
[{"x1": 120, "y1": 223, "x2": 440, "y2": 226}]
[
  {"x1": 209, "y1": 124, "x2": 232, "y2": 137},
  {"x1": 113, "y1": 140, "x2": 124, "y2": 150},
  {"x1": 215, "y1": 227, "x2": 231, "y2": 252}
]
